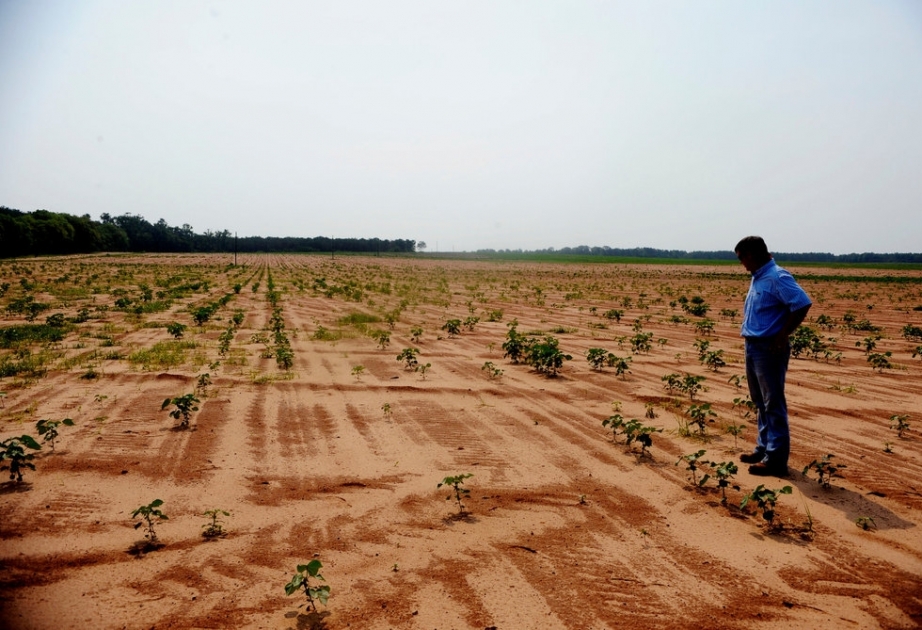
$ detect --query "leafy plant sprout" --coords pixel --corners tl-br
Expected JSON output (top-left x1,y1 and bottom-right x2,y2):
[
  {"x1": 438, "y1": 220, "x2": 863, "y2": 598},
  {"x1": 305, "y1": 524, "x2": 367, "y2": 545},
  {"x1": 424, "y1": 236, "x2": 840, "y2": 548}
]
[
  {"x1": 686, "y1": 403, "x2": 717, "y2": 436},
  {"x1": 855, "y1": 516, "x2": 877, "y2": 531},
  {"x1": 676, "y1": 449, "x2": 710, "y2": 487},
  {"x1": 371, "y1": 329, "x2": 390, "y2": 349},
  {"x1": 740, "y1": 485, "x2": 792, "y2": 529},
  {"x1": 202, "y1": 508, "x2": 230, "y2": 538},
  {"x1": 0, "y1": 435, "x2": 42, "y2": 482},
  {"x1": 351, "y1": 365, "x2": 365, "y2": 380},
  {"x1": 712, "y1": 461, "x2": 740, "y2": 505},
  {"x1": 131, "y1": 499, "x2": 168, "y2": 544},
  {"x1": 481, "y1": 361, "x2": 504, "y2": 379},
  {"x1": 417, "y1": 362, "x2": 432, "y2": 379},
  {"x1": 381, "y1": 402, "x2": 392, "y2": 418},
  {"x1": 35, "y1": 418, "x2": 74, "y2": 451},
  {"x1": 396, "y1": 347, "x2": 420, "y2": 370},
  {"x1": 196, "y1": 372, "x2": 212, "y2": 395},
  {"x1": 284, "y1": 559, "x2": 330, "y2": 612},
  {"x1": 728, "y1": 374, "x2": 745, "y2": 388},
  {"x1": 889, "y1": 414, "x2": 910, "y2": 438},
  {"x1": 162, "y1": 393, "x2": 200, "y2": 428},
  {"x1": 725, "y1": 422, "x2": 746, "y2": 448},
  {"x1": 410, "y1": 326, "x2": 423, "y2": 343},
  {"x1": 802, "y1": 454, "x2": 846, "y2": 489},
  {"x1": 441, "y1": 319, "x2": 462, "y2": 337},
  {"x1": 438, "y1": 473, "x2": 473, "y2": 514}
]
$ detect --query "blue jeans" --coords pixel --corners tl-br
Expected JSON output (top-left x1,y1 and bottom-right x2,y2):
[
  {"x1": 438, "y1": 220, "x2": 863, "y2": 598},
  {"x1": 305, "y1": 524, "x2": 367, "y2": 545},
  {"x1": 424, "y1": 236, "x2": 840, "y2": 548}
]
[{"x1": 745, "y1": 337, "x2": 790, "y2": 466}]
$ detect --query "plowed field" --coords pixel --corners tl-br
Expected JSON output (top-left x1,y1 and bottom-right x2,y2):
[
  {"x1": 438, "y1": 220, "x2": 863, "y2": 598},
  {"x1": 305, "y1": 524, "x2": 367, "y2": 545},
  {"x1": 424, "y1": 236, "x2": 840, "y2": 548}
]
[{"x1": 1, "y1": 254, "x2": 920, "y2": 629}]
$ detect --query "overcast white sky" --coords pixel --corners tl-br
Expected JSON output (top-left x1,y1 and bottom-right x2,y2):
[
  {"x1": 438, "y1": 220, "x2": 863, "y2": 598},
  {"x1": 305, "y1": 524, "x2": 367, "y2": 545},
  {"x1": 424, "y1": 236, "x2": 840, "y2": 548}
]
[{"x1": 1, "y1": 1, "x2": 920, "y2": 254}]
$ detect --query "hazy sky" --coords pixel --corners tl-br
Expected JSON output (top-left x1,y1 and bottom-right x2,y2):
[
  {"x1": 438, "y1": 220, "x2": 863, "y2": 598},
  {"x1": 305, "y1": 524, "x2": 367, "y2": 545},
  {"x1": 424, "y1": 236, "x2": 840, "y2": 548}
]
[{"x1": 2, "y1": 1, "x2": 920, "y2": 254}]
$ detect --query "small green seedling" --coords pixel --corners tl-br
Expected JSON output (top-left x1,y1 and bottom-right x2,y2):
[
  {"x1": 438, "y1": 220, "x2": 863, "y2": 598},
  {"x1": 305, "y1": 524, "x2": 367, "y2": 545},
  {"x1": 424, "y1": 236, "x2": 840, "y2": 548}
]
[
  {"x1": 712, "y1": 461, "x2": 740, "y2": 504},
  {"x1": 410, "y1": 326, "x2": 423, "y2": 343},
  {"x1": 162, "y1": 393, "x2": 200, "y2": 428},
  {"x1": 285, "y1": 559, "x2": 330, "y2": 612},
  {"x1": 481, "y1": 361, "x2": 503, "y2": 379},
  {"x1": 725, "y1": 423, "x2": 746, "y2": 448},
  {"x1": 676, "y1": 450, "x2": 710, "y2": 487},
  {"x1": 802, "y1": 454, "x2": 845, "y2": 489},
  {"x1": 196, "y1": 373, "x2": 212, "y2": 395},
  {"x1": 371, "y1": 329, "x2": 390, "y2": 349},
  {"x1": 0, "y1": 435, "x2": 42, "y2": 482},
  {"x1": 442, "y1": 319, "x2": 462, "y2": 337},
  {"x1": 381, "y1": 402, "x2": 392, "y2": 418},
  {"x1": 602, "y1": 414, "x2": 625, "y2": 441},
  {"x1": 417, "y1": 363, "x2": 431, "y2": 379},
  {"x1": 202, "y1": 508, "x2": 230, "y2": 538},
  {"x1": 351, "y1": 365, "x2": 365, "y2": 380},
  {"x1": 397, "y1": 347, "x2": 420, "y2": 370},
  {"x1": 889, "y1": 414, "x2": 910, "y2": 438},
  {"x1": 740, "y1": 485, "x2": 792, "y2": 528},
  {"x1": 855, "y1": 516, "x2": 877, "y2": 531},
  {"x1": 131, "y1": 499, "x2": 168, "y2": 543},
  {"x1": 166, "y1": 322, "x2": 187, "y2": 339},
  {"x1": 438, "y1": 473, "x2": 473, "y2": 514},
  {"x1": 686, "y1": 403, "x2": 717, "y2": 435},
  {"x1": 36, "y1": 418, "x2": 74, "y2": 451}
]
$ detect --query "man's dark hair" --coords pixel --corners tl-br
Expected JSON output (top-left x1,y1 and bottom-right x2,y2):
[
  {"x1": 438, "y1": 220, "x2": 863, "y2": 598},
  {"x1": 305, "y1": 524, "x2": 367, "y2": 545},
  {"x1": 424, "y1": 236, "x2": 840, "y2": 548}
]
[{"x1": 735, "y1": 236, "x2": 770, "y2": 261}]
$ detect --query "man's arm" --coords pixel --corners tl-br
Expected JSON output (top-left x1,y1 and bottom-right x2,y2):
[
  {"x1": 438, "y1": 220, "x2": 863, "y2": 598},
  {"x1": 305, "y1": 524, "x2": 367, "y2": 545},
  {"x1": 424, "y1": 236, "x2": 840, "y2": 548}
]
[{"x1": 772, "y1": 304, "x2": 811, "y2": 350}]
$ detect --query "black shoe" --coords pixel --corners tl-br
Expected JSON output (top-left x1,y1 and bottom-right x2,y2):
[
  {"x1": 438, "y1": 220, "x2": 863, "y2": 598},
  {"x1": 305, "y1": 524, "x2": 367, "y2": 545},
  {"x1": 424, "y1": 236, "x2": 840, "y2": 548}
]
[
  {"x1": 740, "y1": 451, "x2": 765, "y2": 464},
  {"x1": 748, "y1": 461, "x2": 789, "y2": 478}
]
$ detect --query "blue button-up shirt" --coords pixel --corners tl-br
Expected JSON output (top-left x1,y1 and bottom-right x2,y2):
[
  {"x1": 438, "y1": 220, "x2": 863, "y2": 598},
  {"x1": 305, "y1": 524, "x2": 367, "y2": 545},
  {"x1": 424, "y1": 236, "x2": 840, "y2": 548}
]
[{"x1": 740, "y1": 259, "x2": 812, "y2": 338}]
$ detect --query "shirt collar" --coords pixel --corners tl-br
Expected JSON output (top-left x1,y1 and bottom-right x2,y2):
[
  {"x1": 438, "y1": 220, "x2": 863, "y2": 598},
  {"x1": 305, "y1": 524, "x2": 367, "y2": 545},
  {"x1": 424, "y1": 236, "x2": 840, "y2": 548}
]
[{"x1": 751, "y1": 258, "x2": 776, "y2": 279}]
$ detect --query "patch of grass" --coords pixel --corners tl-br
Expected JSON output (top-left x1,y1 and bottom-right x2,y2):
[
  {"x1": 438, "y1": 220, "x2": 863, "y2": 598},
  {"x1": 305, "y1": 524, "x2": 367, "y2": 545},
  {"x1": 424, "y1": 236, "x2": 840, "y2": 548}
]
[
  {"x1": 0, "y1": 324, "x2": 72, "y2": 349},
  {"x1": 128, "y1": 340, "x2": 197, "y2": 370}
]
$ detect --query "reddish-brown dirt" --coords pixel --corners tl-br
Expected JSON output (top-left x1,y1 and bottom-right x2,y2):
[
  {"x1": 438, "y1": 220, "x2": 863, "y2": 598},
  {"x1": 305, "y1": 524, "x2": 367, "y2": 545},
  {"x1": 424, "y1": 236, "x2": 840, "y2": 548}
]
[{"x1": 1, "y1": 254, "x2": 920, "y2": 629}]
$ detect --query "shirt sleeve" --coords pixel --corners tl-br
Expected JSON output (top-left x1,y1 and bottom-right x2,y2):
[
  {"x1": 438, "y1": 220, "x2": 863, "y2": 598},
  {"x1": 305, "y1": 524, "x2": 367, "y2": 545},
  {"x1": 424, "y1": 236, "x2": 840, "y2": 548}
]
[{"x1": 775, "y1": 272, "x2": 812, "y2": 312}]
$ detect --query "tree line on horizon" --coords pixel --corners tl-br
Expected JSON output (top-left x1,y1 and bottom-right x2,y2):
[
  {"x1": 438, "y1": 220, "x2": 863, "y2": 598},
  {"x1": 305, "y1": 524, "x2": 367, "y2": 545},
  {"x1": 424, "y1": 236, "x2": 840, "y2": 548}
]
[
  {"x1": 1, "y1": 206, "x2": 919, "y2": 263},
  {"x1": 0, "y1": 207, "x2": 415, "y2": 258},
  {"x1": 476, "y1": 245, "x2": 922, "y2": 264}
]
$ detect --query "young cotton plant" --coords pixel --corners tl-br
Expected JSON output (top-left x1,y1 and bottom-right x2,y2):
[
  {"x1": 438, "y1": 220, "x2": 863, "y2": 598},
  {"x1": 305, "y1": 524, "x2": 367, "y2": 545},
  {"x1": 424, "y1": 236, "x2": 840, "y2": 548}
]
[
  {"x1": 285, "y1": 559, "x2": 330, "y2": 612},
  {"x1": 741, "y1": 485, "x2": 792, "y2": 529},
  {"x1": 802, "y1": 454, "x2": 846, "y2": 489},
  {"x1": 0, "y1": 435, "x2": 42, "y2": 482},
  {"x1": 162, "y1": 393, "x2": 200, "y2": 428},
  {"x1": 438, "y1": 473, "x2": 473, "y2": 515},
  {"x1": 35, "y1": 418, "x2": 74, "y2": 451},
  {"x1": 131, "y1": 499, "x2": 168, "y2": 544}
]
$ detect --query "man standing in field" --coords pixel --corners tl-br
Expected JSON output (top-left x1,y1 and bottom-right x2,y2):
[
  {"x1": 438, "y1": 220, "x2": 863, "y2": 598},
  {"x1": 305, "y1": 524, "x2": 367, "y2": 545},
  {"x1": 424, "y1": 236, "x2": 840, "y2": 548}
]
[{"x1": 735, "y1": 236, "x2": 812, "y2": 477}]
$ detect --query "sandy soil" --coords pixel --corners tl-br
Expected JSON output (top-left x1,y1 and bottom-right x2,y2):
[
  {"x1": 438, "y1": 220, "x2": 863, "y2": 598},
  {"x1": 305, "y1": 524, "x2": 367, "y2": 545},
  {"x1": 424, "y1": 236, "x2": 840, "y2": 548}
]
[{"x1": 1, "y1": 253, "x2": 920, "y2": 629}]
